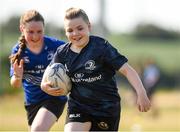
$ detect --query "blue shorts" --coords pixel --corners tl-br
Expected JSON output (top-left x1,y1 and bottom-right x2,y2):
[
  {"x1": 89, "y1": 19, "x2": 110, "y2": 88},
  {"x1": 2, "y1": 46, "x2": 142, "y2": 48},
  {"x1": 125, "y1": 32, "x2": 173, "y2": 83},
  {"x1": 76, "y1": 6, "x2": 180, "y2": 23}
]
[{"x1": 25, "y1": 98, "x2": 66, "y2": 126}]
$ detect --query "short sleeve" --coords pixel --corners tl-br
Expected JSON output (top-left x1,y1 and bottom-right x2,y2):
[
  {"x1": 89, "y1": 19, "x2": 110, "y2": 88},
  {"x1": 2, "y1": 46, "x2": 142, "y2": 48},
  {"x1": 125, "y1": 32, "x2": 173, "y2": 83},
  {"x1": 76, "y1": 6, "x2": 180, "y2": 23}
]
[
  {"x1": 102, "y1": 42, "x2": 128, "y2": 70},
  {"x1": 50, "y1": 44, "x2": 67, "y2": 65}
]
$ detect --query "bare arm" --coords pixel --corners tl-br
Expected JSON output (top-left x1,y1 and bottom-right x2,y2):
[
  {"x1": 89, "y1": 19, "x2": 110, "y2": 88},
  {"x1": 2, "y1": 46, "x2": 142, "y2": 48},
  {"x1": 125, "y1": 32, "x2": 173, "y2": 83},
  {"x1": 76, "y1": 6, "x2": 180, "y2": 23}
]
[
  {"x1": 41, "y1": 81, "x2": 65, "y2": 96},
  {"x1": 10, "y1": 59, "x2": 23, "y2": 88},
  {"x1": 10, "y1": 75, "x2": 22, "y2": 88},
  {"x1": 40, "y1": 66, "x2": 65, "y2": 96},
  {"x1": 118, "y1": 63, "x2": 151, "y2": 112}
]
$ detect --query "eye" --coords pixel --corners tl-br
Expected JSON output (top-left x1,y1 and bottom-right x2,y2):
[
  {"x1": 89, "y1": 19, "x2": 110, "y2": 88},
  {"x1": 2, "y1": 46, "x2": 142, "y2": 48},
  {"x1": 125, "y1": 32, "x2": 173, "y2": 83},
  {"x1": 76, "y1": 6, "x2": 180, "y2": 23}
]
[
  {"x1": 66, "y1": 29, "x2": 73, "y2": 33},
  {"x1": 37, "y1": 30, "x2": 43, "y2": 34},
  {"x1": 78, "y1": 27, "x2": 83, "y2": 31},
  {"x1": 28, "y1": 30, "x2": 34, "y2": 34}
]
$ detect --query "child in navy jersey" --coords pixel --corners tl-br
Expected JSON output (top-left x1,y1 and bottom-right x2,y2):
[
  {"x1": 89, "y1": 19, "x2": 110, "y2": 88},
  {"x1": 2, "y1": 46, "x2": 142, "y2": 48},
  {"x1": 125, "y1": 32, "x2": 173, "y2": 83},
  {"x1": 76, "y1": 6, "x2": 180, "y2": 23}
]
[
  {"x1": 9, "y1": 10, "x2": 67, "y2": 131},
  {"x1": 41, "y1": 7, "x2": 151, "y2": 131}
]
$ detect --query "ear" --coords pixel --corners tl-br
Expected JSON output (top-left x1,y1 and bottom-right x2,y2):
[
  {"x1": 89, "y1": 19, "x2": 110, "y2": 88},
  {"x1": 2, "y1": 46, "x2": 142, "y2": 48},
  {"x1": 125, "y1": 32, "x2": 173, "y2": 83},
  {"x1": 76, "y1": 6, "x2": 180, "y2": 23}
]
[{"x1": 88, "y1": 22, "x2": 91, "y2": 31}]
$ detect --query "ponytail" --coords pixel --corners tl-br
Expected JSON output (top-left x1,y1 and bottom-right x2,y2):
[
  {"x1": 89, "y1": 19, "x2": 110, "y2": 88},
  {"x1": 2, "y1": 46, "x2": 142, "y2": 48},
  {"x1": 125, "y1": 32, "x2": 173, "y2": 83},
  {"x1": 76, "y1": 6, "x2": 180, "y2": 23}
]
[{"x1": 9, "y1": 35, "x2": 26, "y2": 64}]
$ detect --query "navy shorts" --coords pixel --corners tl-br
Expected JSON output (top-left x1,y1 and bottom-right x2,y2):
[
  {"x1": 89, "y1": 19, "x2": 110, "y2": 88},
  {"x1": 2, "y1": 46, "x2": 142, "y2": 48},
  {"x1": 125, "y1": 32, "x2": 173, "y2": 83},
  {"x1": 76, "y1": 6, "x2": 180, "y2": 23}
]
[
  {"x1": 25, "y1": 98, "x2": 66, "y2": 126},
  {"x1": 65, "y1": 109, "x2": 120, "y2": 131}
]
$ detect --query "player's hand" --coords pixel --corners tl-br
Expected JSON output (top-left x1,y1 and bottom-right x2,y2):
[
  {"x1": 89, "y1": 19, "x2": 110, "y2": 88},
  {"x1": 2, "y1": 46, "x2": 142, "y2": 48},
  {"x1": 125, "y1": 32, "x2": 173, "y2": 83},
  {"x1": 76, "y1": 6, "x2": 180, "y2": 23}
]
[
  {"x1": 13, "y1": 59, "x2": 24, "y2": 79},
  {"x1": 41, "y1": 82, "x2": 65, "y2": 96},
  {"x1": 137, "y1": 92, "x2": 151, "y2": 112}
]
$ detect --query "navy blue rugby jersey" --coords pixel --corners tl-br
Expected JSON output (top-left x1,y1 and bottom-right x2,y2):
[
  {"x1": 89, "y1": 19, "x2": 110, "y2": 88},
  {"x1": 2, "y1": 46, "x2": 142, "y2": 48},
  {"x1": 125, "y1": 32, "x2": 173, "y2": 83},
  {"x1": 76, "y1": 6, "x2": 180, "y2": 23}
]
[
  {"x1": 52, "y1": 35, "x2": 128, "y2": 117},
  {"x1": 10, "y1": 36, "x2": 67, "y2": 105}
]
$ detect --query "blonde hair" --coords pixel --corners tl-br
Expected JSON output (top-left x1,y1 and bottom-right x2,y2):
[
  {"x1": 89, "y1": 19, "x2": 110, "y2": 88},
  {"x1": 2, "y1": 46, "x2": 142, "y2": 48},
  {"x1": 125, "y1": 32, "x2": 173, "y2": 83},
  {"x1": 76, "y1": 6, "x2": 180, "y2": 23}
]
[
  {"x1": 9, "y1": 10, "x2": 44, "y2": 64},
  {"x1": 64, "y1": 7, "x2": 90, "y2": 24}
]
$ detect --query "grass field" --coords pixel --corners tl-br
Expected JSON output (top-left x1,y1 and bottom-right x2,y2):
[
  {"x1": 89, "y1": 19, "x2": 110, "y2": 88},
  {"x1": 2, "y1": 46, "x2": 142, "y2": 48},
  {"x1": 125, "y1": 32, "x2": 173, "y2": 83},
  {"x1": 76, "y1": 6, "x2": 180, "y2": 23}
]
[
  {"x1": 0, "y1": 89, "x2": 179, "y2": 131},
  {"x1": 108, "y1": 35, "x2": 180, "y2": 72}
]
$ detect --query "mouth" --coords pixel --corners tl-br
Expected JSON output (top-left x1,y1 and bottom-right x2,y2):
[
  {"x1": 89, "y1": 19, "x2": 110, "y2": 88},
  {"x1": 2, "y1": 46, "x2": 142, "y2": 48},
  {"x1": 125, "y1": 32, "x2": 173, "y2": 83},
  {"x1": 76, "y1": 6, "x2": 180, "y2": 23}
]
[
  {"x1": 72, "y1": 36, "x2": 82, "y2": 41},
  {"x1": 31, "y1": 39, "x2": 39, "y2": 43}
]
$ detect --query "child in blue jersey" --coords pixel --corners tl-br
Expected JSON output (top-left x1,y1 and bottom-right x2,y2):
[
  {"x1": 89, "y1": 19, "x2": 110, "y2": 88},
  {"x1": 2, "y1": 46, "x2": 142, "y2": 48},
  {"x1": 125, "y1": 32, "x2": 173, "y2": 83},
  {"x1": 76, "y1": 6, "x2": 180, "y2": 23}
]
[
  {"x1": 41, "y1": 7, "x2": 151, "y2": 131},
  {"x1": 9, "y1": 10, "x2": 67, "y2": 131}
]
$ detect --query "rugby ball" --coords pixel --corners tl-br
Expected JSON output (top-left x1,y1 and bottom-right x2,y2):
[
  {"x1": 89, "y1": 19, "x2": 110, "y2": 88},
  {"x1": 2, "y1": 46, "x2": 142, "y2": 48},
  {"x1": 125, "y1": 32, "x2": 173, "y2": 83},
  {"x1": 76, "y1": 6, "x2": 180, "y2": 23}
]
[{"x1": 42, "y1": 63, "x2": 71, "y2": 95}]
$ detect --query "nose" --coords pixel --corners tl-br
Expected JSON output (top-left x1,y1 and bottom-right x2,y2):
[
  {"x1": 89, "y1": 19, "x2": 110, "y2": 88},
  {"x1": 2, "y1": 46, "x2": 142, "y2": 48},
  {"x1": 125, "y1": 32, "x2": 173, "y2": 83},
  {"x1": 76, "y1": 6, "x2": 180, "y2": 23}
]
[
  {"x1": 72, "y1": 31, "x2": 79, "y2": 36},
  {"x1": 32, "y1": 33, "x2": 40, "y2": 40}
]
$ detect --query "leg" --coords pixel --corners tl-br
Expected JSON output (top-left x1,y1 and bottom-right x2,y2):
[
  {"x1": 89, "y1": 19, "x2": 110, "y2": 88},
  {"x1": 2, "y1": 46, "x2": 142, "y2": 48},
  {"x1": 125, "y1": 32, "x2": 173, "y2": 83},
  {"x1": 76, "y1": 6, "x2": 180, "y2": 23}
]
[
  {"x1": 31, "y1": 107, "x2": 57, "y2": 131},
  {"x1": 64, "y1": 122, "x2": 91, "y2": 132}
]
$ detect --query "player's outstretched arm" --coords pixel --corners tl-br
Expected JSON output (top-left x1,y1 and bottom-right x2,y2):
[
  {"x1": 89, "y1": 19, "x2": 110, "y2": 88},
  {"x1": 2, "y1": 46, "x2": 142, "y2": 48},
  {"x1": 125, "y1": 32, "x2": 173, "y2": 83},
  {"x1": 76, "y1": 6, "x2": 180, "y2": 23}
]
[{"x1": 118, "y1": 63, "x2": 151, "y2": 112}]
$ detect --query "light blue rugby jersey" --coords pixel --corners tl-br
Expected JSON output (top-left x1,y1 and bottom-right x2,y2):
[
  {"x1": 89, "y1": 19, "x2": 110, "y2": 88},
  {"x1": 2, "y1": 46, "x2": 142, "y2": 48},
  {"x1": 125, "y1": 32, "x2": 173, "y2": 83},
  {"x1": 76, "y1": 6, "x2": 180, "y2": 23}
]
[{"x1": 10, "y1": 36, "x2": 67, "y2": 105}]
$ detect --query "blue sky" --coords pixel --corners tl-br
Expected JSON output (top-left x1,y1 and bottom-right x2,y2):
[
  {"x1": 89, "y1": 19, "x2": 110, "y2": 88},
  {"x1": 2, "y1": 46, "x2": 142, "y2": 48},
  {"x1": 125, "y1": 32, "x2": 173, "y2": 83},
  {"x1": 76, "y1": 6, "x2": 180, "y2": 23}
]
[{"x1": 1, "y1": 0, "x2": 180, "y2": 33}]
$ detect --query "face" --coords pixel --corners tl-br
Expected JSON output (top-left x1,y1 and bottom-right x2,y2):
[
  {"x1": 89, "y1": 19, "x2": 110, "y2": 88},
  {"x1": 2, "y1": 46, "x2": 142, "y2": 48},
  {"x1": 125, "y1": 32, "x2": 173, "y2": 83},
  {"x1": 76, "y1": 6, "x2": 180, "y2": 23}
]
[
  {"x1": 20, "y1": 21, "x2": 44, "y2": 47},
  {"x1": 64, "y1": 17, "x2": 91, "y2": 48}
]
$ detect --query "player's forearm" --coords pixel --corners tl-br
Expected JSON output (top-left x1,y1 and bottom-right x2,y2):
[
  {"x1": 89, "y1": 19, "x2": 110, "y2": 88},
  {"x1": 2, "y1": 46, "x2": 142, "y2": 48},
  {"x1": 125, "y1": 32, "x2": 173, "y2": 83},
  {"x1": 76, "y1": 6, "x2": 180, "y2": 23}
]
[
  {"x1": 119, "y1": 63, "x2": 146, "y2": 96},
  {"x1": 10, "y1": 75, "x2": 22, "y2": 88},
  {"x1": 127, "y1": 68, "x2": 146, "y2": 95}
]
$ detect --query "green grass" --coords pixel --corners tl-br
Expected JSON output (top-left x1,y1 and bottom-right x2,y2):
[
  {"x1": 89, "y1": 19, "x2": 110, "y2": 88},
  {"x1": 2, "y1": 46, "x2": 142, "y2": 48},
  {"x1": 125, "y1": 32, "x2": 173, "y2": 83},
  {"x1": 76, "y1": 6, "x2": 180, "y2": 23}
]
[
  {"x1": 108, "y1": 35, "x2": 180, "y2": 72},
  {"x1": 0, "y1": 89, "x2": 179, "y2": 131}
]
